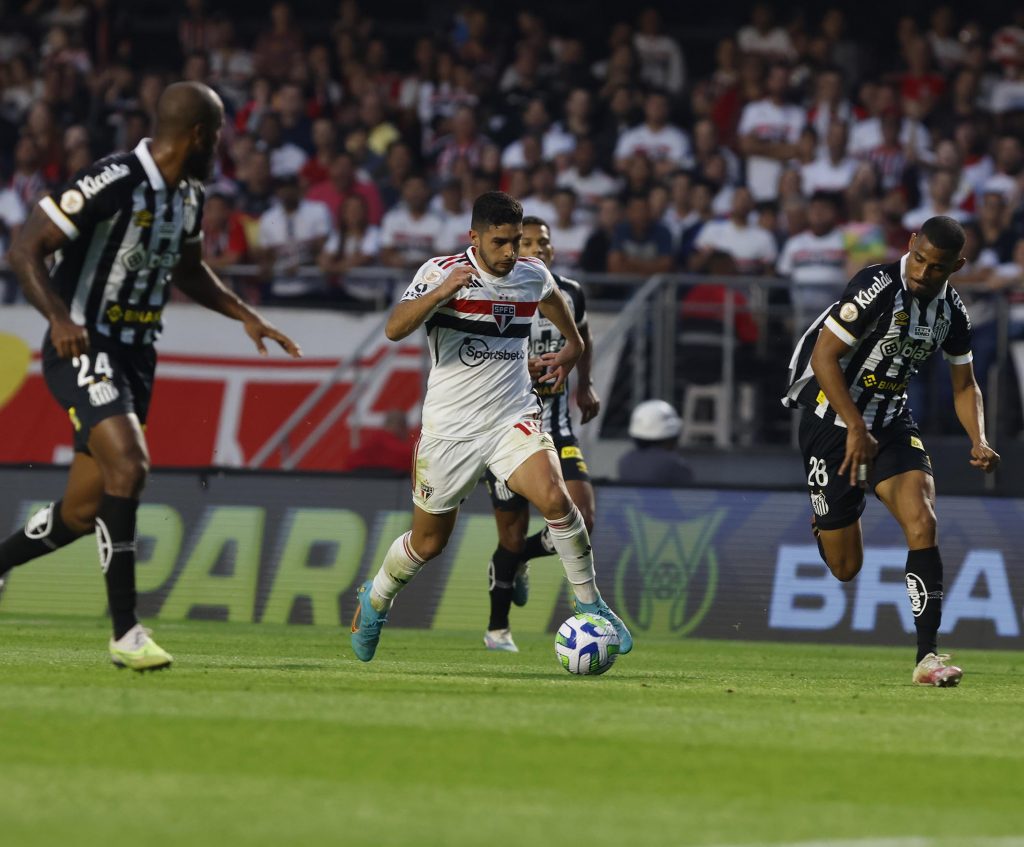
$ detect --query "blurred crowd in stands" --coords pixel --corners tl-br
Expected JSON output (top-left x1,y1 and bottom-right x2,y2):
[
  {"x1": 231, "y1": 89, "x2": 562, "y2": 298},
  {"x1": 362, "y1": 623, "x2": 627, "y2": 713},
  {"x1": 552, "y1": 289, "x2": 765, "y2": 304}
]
[{"x1": 2, "y1": 0, "x2": 1024, "y2": 436}]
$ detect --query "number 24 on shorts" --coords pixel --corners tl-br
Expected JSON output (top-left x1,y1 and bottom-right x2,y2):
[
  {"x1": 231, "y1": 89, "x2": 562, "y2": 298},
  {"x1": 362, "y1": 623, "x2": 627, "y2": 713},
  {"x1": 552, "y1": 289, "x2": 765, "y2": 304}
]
[{"x1": 72, "y1": 352, "x2": 114, "y2": 386}]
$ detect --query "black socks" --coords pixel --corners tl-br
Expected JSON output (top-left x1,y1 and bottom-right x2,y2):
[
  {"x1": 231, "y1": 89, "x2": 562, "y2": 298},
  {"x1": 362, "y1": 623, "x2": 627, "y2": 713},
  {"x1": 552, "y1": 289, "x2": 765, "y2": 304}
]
[
  {"x1": 906, "y1": 546, "x2": 943, "y2": 663},
  {"x1": 487, "y1": 545, "x2": 521, "y2": 631},
  {"x1": 0, "y1": 501, "x2": 84, "y2": 577},
  {"x1": 521, "y1": 527, "x2": 556, "y2": 562},
  {"x1": 96, "y1": 494, "x2": 140, "y2": 640}
]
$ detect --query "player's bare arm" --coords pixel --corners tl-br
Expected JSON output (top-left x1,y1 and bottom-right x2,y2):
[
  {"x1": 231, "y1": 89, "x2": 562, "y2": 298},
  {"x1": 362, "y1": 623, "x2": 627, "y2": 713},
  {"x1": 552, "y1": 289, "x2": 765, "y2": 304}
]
[
  {"x1": 385, "y1": 265, "x2": 475, "y2": 341},
  {"x1": 810, "y1": 327, "x2": 878, "y2": 487},
  {"x1": 536, "y1": 288, "x2": 583, "y2": 393},
  {"x1": 8, "y1": 208, "x2": 88, "y2": 359},
  {"x1": 575, "y1": 322, "x2": 600, "y2": 424},
  {"x1": 172, "y1": 239, "x2": 302, "y2": 358},
  {"x1": 949, "y1": 361, "x2": 1000, "y2": 473}
]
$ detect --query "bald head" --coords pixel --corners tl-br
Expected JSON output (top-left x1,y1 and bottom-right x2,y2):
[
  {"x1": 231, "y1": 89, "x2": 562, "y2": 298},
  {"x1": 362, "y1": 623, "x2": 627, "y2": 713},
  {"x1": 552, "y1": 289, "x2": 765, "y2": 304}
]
[
  {"x1": 155, "y1": 81, "x2": 224, "y2": 139},
  {"x1": 154, "y1": 81, "x2": 224, "y2": 180}
]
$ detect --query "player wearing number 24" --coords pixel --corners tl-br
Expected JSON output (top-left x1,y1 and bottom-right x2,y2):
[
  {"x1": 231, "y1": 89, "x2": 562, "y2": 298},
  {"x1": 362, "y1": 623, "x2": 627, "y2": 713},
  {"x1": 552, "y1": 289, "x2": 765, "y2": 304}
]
[
  {"x1": 783, "y1": 216, "x2": 999, "y2": 687},
  {"x1": 0, "y1": 82, "x2": 301, "y2": 671}
]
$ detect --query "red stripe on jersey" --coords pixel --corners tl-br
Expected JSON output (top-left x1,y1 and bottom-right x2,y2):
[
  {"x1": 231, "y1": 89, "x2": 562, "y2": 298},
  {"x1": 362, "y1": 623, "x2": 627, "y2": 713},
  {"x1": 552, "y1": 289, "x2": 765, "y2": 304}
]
[
  {"x1": 449, "y1": 298, "x2": 538, "y2": 316},
  {"x1": 440, "y1": 254, "x2": 469, "y2": 269}
]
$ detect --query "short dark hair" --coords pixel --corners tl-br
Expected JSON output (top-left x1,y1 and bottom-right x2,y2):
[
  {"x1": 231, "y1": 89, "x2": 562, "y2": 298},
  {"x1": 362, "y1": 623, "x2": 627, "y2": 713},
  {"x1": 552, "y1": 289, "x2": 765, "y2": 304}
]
[
  {"x1": 471, "y1": 191, "x2": 523, "y2": 230},
  {"x1": 920, "y1": 216, "x2": 966, "y2": 253},
  {"x1": 522, "y1": 215, "x2": 548, "y2": 229}
]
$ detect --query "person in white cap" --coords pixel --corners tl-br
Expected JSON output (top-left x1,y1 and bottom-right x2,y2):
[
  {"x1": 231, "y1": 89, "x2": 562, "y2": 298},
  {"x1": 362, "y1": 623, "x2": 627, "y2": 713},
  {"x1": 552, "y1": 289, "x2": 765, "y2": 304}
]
[{"x1": 616, "y1": 399, "x2": 694, "y2": 486}]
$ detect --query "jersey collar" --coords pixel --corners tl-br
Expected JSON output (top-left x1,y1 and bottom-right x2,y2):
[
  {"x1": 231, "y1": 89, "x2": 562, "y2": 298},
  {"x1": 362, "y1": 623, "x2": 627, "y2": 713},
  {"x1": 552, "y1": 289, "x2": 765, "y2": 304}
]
[
  {"x1": 899, "y1": 252, "x2": 949, "y2": 300},
  {"x1": 135, "y1": 139, "x2": 166, "y2": 192},
  {"x1": 466, "y1": 246, "x2": 495, "y2": 281}
]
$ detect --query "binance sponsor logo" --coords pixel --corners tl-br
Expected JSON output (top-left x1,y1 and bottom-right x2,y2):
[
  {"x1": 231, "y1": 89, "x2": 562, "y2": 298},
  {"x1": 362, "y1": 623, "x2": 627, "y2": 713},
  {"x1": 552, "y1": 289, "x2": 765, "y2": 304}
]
[
  {"x1": 107, "y1": 304, "x2": 163, "y2": 325},
  {"x1": 133, "y1": 210, "x2": 154, "y2": 228},
  {"x1": 560, "y1": 445, "x2": 583, "y2": 460},
  {"x1": 910, "y1": 435, "x2": 925, "y2": 450},
  {"x1": 816, "y1": 390, "x2": 827, "y2": 405},
  {"x1": 894, "y1": 311, "x2": 909, "y2": 326},
  {"x1": 68, "y1": 406, "x2": 82, "y2": 431},
  {"x1": 860, "y1": 373, "x2": 909, "y2": 393}
]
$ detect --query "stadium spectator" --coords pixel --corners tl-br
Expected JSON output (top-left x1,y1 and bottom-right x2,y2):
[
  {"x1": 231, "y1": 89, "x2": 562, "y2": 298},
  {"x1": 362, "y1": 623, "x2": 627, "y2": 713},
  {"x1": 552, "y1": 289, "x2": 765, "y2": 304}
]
[
  {"x1": 547, "y1": 188, "x2": 590, "y2": 275},
  {"x1": 256, "y1": 175, "x2": 333, "y2": 302},
  {"x1": 520, "y1": 162, "x2": 559, "y2": 223},
  {"x1": 691, "y1": 117, "x2": 741, "y2": 188},
  {"x1": 617, "y1": 399, "x2": 693, "y2": 486},
  {"x1": 777, "y1": 192, "x2": 849, "y2": 318},
  {"x1": 902, "y1": 169, "x2": 974, "y2": 231},
  {"x1": 607, "y1": 193, "x2": 674, "y2": 276},
  {"x1": 433, "y1": 179, "x2": 471, "y2": 255},
  {"x1": 661, "y1": 170, "x2": 694, "y2": 249},
  {"x1": 614, "y1": 91, "x2": 693, "y2": 177},
  {"x1": 235, "y1": 148, "x2": 275, "y2": 218},
  {"x1": 379, "y1": 174, "x2": 444, "y2": 269},
  {"x1": 318, "y1": 193, "x2": 384, "y2": 308},
  {"x1": 632, "y1": 7, "x2": 686, "y2": 96},
  {"x1": 737, "y1": 3, "x2": 796, "y2": 61},
  {"x1": 737, "y1": 63, "x2": 805, "y2": 201},
  {"x1": 556, "y1": 137, "x2": 620, "y2": 218},
  {"x1": 252, "y1": 1, "x2": 304, "y2": 82},
  {"x1": 299, "y1": 117, "x2": 339, "y2": 189},
  {"x1": 579, "y1": 195, "x2": 623, "y2": 275},
  {"x1": 806, "y1": 66, "x2": 860, "y2": 146},
  {"x1": 201, "y1": 190, "x2": 249, "y2": 272},
  {"x1": 677, "y1": 178, "x2": 716, "y2": 266},
  {"x1": 306, "y1": 151, "x2": 384, "y2": 226},
  {"x1": 255, "y1": 110, "x2": 307, "y2": 179},
  {"x1": 849, "y1": 84, "x2": 932, "y2": 163},
  {"x1": 433, "y1": 105, "x2": 490, "y2": 180},
  {"x1": 801, "y1": 120, "x2": 859, "y2": 197},
  {"x1": 691, "y1": 186, "x2": 777, "y2": 274},
  {"x1": 899, "y1": 36, "x2": 946, "y2": 119}
]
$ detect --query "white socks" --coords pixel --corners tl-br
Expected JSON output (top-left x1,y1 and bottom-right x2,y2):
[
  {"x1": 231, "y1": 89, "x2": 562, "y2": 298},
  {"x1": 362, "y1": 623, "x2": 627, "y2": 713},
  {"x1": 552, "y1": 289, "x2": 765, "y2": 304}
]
[
  {"x1": 370, "y1": 532, "x2": 426, "y2": 611},
  {"x1": 546, "y1": 506, "x2": 598, "y2": 603}
]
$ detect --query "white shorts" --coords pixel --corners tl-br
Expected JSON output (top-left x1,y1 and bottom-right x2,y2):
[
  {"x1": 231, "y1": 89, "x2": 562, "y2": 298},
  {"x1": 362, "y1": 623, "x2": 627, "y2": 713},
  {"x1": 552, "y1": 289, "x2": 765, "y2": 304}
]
[{"x1": 412, "y1": 418, "x2": 556, "y2": 513}]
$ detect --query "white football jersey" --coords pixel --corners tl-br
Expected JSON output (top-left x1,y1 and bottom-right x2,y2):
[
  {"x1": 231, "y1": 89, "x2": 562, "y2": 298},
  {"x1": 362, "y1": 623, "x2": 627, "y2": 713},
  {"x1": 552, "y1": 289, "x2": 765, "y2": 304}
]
[{"x1": 400, "y1": 246, "x2": 556, "y2": 439}]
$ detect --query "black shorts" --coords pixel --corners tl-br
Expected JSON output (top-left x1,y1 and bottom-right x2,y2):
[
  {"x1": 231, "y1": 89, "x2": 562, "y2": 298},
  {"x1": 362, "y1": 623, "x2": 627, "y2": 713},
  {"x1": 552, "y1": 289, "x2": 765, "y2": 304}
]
[
  {"x1": 799, "y1": 409, "x2": 932, "y2": 531},
  {"x1": 484, "y1": 434, "x2": 591, "y2": 511},
  {"x1": 42, "y1": 331, "x2": 156, "y2": 453}
]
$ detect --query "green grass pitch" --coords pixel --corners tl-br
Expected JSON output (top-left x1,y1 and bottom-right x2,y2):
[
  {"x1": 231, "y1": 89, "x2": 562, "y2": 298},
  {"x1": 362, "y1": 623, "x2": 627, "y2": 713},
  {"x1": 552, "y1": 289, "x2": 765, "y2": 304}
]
[{"x1": 1, "y1": 615, "x2": 1022, "y2": 847}]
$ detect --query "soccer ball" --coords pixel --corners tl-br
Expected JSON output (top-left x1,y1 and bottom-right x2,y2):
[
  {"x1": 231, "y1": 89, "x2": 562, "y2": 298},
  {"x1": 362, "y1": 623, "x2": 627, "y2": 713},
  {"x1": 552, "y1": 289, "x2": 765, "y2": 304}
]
[{"x1": 555, "y1": 613, "x2": 620, "y2": 675}]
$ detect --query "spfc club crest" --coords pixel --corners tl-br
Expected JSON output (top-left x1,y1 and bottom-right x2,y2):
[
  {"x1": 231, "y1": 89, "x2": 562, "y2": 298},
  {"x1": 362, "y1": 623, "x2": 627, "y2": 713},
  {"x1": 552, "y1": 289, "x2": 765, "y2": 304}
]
[{"x1": 492, "y1": 303, "x2": 515, "y2": 333}]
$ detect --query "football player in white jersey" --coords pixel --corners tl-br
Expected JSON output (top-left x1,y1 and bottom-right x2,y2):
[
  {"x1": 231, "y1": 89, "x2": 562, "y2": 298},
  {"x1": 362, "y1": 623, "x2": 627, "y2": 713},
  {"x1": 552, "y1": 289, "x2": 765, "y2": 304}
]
[
  {"x1": 350, "y1": 191, "x2": 632, "y2": 662},
  {"x1": 482, "y1": 216, "x2": 600, "y2": 653}
]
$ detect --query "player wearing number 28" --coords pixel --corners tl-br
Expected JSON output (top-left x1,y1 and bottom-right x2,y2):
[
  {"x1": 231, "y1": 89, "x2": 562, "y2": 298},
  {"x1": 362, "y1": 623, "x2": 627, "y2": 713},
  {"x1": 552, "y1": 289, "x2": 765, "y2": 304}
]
[
  {"x1": 0, "y1": 82, "x2": 301, "y2": 670},
  {"x1": 783, "y1": 216, "x2": 999, "y2": 686},
  {"x1": 350, "y1": 191, "x2": 632, "y2": 662}
]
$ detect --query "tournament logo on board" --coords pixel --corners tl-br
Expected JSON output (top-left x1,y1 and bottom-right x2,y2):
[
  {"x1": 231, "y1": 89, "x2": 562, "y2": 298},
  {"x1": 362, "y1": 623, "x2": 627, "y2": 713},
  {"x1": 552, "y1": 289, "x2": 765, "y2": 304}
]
[{"x1": 613, "y1": 505, "x2": 725, "y2": 637}]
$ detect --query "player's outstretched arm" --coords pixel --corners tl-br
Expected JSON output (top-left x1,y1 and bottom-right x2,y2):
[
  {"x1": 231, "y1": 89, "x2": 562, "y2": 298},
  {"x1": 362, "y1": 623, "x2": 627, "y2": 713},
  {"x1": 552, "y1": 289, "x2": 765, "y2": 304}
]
[
  {"x1": 172, "y1": 241, "x2": 301, "y2": 358},
  {"x1": 385, "y1": 265, "x2": 474, "y2": 341},
  {"x1": 810, "y1": 327, "x2": 878, "y2": 487},
  {"x1": 8, "y1": 207, "x2": 89, "y2": 359},
  {"x1": 575, "y1": 321, "x2": 600, "y2": 424},
  {"x1": 537, "y1": 288, "x2": 583, "y2": 393},
  {"x1": 949, "y1": 361, "x2": 1000, "y2": 473}
]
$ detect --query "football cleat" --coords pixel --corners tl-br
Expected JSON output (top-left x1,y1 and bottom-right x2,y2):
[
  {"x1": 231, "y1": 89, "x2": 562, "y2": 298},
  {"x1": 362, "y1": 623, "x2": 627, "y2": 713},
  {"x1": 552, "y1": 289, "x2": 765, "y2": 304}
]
[
  {"x1": 912, "y1": 652, "x2": 963, "y2": 687},
  {"x1": 484, "y1": 628, "x2": 519, "y2": 652},
  {"x1": 350, "y1": 580, "x2": 388, "y2": 662},
  {"x1": 571, "y1": 595, "x2": 633, "y2": 654},
  {"x1": 511, "y1": 562, "x2": 530, "y2": 607},
  {"x1": 109, "y1": 624, "x2": 173, "y2": 672}
]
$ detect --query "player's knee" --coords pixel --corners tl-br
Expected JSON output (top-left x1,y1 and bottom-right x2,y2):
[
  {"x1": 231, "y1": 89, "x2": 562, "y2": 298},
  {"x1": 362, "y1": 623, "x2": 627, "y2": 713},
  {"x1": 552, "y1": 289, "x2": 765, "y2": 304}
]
[
  {"x1": 61, "y1": 502, "x2": 98, "y2": 533},
  {"x1": 904, "y1": 512, "x2": 937, "y2": 548},
  {"x1": 412, "y1": 534, "x2": 446, "y2": 561},
  {"x1": 103, "y1": 449, "x2": 150, "y2": 497},
  {"x1": 536, "y1": 488, "x2": 573, "y2": 521},
  {"x1": 497, "y1": 528, "x2": 525, "y2": 553},
  {"x1": 826, "y1": 553, "x2": 862, "y2": 582}
]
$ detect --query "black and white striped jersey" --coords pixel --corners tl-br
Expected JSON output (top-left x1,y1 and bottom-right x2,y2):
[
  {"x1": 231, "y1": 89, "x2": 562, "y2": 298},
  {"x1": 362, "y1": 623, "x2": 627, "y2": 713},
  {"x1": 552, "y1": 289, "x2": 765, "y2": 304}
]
[
  {"x1": 39, "y1": 139, "x2": 205, "y2": 347},
  {"x1": 783, "y1": 254, "x2": 973, "y2": 431},
  {"x1": 531, "y1": 273, "x2": 587, "y2": 439}
]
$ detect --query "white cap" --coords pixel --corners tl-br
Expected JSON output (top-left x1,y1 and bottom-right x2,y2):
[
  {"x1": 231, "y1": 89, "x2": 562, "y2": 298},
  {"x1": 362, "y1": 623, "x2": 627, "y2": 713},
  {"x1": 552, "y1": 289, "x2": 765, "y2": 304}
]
[{"x1": 628, "y1": 399, "x2": 681, "y2": 441}]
